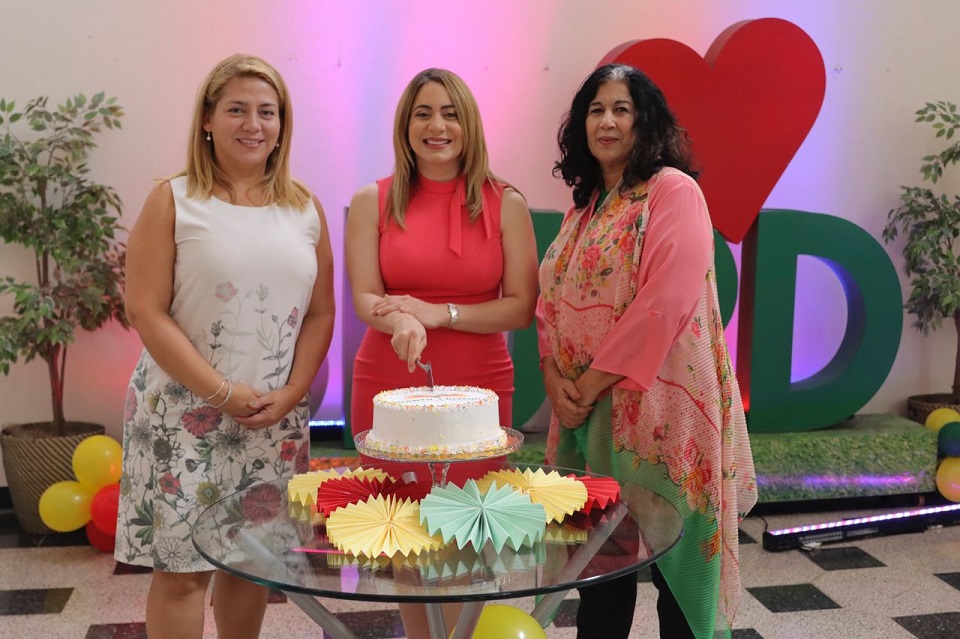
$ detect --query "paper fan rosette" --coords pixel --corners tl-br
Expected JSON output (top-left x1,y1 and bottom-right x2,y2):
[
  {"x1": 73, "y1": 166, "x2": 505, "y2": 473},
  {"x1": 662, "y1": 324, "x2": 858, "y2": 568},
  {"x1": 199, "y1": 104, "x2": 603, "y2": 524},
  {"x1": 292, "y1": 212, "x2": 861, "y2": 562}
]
[
  {"x1": 287, "y1": 500, "x2": 325, "y2": 526},
  {"x1": 415, "y1": 542, "x2": 546, "y2": 581},
  {"x1": 477, "y1": 468, "x2": 588, "y2": 523},
  {"x1": 564, "y1": 508, "x2": 605, "y2": 531},
  {"x1": 564, "y1": 474, "x2": 621, "y2": 513},
  {"x1": 544, "y1": 521, "x2": 589, "y2": 544},
  {"x1": 326, "y1": 495, "x2": 442, "y2": 557},
  {"x1": 419, "y1": 480, "x2": 546, "y2": 553},
  {"x1": 287, "y1": 466, "x2": 391, "y2": 508},
  {"x1": 415, "y1": 546, "x2": 488, "y2": 581},
  {"x1": 342, "y1": 466, "x2": 392, "y2": 481},
  {"x1": 326, "y1": 551, "x2": 420, "y2": 572},
  {"x1": 478, "y1": 540, "x2": 547, "y2": 572},
  {"x1": 287, "y1": 469, "x2": 340, "y2": 507},
  {"x1": 317, "y1": 475, "x2": 430, "y2": 517}
]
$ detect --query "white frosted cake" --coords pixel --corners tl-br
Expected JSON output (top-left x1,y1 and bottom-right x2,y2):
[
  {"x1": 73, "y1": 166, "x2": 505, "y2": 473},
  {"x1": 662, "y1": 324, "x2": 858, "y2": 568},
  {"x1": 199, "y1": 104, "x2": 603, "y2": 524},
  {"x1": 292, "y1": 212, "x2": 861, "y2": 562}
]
[{"x1": 364, "y1": 386, "x2": 507, "y2": 456}]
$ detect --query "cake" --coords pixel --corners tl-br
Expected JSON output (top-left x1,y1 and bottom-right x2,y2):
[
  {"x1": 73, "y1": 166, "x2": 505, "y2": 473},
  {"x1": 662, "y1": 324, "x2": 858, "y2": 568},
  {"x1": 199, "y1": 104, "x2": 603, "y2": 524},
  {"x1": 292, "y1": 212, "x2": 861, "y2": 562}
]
[{"x1": 363, "y1": 386, "x2": 507, "y2": 456}]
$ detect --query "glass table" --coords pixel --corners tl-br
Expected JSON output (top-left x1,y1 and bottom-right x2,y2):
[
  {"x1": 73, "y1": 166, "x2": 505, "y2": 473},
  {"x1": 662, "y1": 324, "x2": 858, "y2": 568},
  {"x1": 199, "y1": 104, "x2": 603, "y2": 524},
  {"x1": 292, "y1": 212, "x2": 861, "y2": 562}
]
[{"x1": 192, "y1": 462, "x2": 682, "y2": 639}]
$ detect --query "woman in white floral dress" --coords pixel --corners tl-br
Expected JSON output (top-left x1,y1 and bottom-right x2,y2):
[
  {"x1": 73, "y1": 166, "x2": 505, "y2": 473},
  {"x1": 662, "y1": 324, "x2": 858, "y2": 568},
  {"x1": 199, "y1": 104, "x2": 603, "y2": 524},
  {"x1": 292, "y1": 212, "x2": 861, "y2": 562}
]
[{"x1": 116, "y1": 54, "x2": 335, "y2": 639}]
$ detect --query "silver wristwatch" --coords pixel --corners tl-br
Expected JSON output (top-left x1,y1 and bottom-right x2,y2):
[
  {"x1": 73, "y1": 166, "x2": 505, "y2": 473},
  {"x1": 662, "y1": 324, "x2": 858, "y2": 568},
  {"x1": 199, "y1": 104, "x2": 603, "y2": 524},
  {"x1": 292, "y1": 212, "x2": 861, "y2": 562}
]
[{"x1": 446, "y1": 302, "x2": 460, "y2": 327}]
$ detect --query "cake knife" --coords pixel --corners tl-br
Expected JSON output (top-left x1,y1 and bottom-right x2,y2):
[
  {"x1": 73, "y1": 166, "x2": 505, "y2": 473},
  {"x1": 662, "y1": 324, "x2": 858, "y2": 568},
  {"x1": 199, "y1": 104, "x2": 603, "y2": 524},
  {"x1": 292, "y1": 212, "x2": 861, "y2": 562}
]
[{"x1": 415, "y1": 358, "x2": 435, "y2": 391}]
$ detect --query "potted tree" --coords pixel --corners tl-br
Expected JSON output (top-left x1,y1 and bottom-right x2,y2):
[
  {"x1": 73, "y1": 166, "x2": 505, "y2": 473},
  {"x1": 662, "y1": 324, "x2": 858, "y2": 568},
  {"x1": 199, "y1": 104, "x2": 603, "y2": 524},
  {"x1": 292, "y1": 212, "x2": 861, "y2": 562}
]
[
  {"x1": 882, "y1": 100, "x2": 960, "y2": 425},
  {"x1": 0, "y1": 93, "x2": 127, "y2": 533}
]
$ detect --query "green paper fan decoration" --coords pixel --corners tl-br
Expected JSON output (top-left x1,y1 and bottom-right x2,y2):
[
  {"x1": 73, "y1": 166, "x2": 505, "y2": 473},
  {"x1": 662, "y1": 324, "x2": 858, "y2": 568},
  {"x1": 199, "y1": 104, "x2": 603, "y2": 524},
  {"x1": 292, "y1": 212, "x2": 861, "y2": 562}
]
[{"x1": 419, "y1": 480, "x2": 546, "y2": 553}]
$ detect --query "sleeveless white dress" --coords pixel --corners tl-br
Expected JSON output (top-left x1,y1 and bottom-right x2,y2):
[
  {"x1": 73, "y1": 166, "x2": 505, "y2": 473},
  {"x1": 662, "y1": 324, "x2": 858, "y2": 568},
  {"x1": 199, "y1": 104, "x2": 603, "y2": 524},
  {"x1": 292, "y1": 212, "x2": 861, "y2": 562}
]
[{"x1": 115, "y1": 176, "x2": 320, "y2": 571}]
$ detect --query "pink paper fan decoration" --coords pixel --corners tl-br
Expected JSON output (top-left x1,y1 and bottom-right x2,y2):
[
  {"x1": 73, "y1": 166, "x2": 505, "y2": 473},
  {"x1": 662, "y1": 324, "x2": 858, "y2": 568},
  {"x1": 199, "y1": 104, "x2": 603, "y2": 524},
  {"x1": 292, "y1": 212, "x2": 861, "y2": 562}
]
[
  {"x1": 565, "y1": 474, "x2": 621, "y2": 513},
  {"x1": 317, "y1": 475, "x2": 429, "y2": 516}
]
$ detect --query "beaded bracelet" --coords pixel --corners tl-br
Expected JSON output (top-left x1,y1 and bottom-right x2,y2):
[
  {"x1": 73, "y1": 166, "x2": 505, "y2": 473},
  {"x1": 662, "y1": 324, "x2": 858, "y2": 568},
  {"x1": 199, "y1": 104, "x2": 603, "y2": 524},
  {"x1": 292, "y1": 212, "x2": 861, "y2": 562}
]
[
  {"x1": 211, "y1": 379, "x2": 233, "y2": 409},
  {"x1": 203, "y1": 378, "x2": 228, "y2": 401}
]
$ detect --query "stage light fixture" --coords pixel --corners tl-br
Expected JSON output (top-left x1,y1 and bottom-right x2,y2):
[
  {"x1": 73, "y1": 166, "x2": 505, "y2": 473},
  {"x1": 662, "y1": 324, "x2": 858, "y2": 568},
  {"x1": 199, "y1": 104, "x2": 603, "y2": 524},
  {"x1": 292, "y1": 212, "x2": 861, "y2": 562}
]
[{"x1": 762, "y1": 502, "x2": 960, "y2": 551}]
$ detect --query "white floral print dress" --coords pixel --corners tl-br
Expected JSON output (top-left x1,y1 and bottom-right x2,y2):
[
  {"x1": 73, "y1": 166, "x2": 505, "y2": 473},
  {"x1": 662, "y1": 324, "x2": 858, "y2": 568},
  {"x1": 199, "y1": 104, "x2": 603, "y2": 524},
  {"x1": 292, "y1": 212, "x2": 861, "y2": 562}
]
[{"x1": 115, "y1": 176, "x2": 320, "y2": 572}]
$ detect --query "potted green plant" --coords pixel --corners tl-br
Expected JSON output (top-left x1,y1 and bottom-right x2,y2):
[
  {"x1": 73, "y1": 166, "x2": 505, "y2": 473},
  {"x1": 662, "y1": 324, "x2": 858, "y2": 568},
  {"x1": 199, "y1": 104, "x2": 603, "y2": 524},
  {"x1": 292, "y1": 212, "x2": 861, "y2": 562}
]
[
  {"x1": 0, "y1": 92, "x2": 127, "y2": 533},
  {"x1": 882, "y1": 100, "x2": 960, "y2": 425}
]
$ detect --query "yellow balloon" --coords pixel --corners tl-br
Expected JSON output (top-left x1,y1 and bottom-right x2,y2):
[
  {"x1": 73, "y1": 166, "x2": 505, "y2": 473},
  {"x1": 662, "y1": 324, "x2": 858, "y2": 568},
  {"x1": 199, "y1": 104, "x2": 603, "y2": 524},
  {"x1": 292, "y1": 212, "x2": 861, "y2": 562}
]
[
  {"x1": 458, "y1": 605, "x2": 547, "y2": 639},
  {"x1": 937, "y1": 457, "x2": 960, "y2": 503},
  {"x1": 38, "y1": 480, "x2": 94, "y2": 532},
  {"x1": 72, "y1": 435, "x2": 123, "y2": 491},
  {"x1": 925, "y1": 408, "x2": 960, "y2": 432}
]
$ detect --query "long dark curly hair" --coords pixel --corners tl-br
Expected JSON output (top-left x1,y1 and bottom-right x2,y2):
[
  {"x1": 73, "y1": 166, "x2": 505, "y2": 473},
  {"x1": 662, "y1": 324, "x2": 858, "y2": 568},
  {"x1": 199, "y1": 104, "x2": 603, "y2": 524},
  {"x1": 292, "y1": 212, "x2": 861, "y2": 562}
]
[{"x1": 554, "y1": 63, "x2": 698, "y2": 209}]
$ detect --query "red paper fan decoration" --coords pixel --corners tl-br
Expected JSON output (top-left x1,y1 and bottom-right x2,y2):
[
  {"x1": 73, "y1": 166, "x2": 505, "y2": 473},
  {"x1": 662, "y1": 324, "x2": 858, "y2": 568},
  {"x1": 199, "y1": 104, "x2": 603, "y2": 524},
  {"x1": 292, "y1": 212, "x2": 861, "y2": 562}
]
[
  {"x1": 565, "y1": 474, "x2": 620, "y2": 513},
  {"x1": 317, "y1": 475, "x2": 429, "y2": 516},
  {"x1": 378, "y1": 475, "x2": 431, "y2": 503}
]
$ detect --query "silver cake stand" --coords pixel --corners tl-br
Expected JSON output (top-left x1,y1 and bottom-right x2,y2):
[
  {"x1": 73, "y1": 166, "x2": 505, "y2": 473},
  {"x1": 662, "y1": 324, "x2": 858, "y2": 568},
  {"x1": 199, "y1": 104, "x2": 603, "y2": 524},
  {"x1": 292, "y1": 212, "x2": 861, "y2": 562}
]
[{"x1": 354, "y1": 428, "x2": 524, "y2": 486}]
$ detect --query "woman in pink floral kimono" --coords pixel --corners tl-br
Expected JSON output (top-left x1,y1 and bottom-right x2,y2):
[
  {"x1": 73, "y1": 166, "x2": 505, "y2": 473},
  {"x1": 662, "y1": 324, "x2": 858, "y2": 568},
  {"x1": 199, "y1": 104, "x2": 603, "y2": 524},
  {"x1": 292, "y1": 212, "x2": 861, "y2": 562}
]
[{"x1": 537, "y1": 63, "x2": 756, "y2": 639}]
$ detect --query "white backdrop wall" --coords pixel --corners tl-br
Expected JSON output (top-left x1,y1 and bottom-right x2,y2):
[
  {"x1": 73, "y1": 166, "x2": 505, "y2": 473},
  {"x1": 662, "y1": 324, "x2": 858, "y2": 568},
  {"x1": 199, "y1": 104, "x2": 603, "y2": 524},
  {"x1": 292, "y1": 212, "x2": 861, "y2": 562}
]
[{"x1": 2, "y1": 0, "x2": 959, "y2": 486}]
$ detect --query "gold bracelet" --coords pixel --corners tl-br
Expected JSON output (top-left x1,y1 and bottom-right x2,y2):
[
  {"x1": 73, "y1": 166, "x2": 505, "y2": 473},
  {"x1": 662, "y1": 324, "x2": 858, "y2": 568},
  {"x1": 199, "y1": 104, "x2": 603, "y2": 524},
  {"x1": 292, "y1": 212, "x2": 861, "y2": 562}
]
[{"x1": 203, "y1": 378, "x2": 228, "y2": 401}]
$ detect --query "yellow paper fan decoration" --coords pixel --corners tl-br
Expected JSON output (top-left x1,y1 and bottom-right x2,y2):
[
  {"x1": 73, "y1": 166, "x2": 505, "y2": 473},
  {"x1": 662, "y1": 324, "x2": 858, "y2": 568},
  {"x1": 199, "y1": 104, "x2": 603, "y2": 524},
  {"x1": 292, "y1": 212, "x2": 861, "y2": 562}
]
[
  {"x1": 544, "y1": 522, "x2": 589, "y2": 544},
  {"x1": 287, "y1": 469, "x2": 340, "y2": 506},
  {"x1": 344, "y1": 466, "x2": 392, "y2": 481},
  {"x1": 326, "y1": 552, "x2": 420, "y2": 572},
  {"x1": 287, "y1": 500, "x2": 326, "y2": 526},
  {"x1": 287, "y1": 466, "x2": 391, "y2": 507},
  {"x1": 326, "y1": 495, "x2": 443, "y2": 557},
  {"x1": 477, "y1": 468, "x2": 588, "y2": 523}
]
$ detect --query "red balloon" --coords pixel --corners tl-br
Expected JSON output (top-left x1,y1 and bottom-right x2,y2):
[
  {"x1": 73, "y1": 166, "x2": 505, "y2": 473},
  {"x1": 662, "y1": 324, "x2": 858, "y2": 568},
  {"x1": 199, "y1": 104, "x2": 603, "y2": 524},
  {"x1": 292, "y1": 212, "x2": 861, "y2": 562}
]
[
  {"x1": 90, "y1": 483, "x2": 121, "y2": 535},
  {"x1": 86, "y1": 520, "x2": 116, "y2": 554}
]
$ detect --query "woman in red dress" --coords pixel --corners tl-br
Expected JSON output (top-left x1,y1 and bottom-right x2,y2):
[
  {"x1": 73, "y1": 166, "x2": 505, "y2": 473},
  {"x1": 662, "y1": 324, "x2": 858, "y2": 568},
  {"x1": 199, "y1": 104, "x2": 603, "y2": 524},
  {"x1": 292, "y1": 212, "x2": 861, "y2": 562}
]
[{"x1": 345, "y1": 68, "x2": 538, "y2": 638}]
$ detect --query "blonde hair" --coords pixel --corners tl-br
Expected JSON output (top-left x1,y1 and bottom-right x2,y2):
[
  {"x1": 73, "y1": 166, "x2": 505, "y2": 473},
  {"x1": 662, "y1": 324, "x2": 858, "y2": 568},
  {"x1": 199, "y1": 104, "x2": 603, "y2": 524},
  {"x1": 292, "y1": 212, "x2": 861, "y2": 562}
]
[
  {"x1": 177, "y1": 53, "x2": 310, "y2": 210},
  {"x1": 388, "y1": 68, "x2": 500, "y2": 227}
]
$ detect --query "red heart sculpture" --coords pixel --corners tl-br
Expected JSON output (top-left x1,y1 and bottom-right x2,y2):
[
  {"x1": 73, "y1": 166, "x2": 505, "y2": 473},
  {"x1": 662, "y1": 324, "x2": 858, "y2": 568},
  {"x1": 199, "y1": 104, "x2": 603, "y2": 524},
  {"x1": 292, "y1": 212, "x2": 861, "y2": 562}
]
[{"x1": 601, "y1": 18, "x2": 825, "y2": 243}]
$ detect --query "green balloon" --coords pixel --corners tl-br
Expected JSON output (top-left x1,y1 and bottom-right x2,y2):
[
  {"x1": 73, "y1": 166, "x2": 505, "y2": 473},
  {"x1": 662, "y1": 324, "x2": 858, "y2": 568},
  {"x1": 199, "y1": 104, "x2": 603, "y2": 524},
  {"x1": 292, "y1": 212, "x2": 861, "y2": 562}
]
[{"x1": 938, "y1": 421, "x2": 960, "y2": 457}]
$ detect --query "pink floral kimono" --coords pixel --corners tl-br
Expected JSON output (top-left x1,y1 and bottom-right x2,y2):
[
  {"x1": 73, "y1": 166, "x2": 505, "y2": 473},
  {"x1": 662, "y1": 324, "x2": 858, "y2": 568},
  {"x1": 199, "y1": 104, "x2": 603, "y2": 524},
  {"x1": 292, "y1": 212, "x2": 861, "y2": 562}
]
[{"x1": 537, "y1": 168, "x2": 757, "y2": 638}]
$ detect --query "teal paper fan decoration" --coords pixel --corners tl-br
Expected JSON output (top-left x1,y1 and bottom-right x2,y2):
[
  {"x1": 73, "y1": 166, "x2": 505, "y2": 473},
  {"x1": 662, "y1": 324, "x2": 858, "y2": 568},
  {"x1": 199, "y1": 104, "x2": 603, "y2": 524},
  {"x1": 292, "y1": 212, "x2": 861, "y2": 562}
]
[{"x1": 419, "y1": 480, "x2": 546, "y2": 553}]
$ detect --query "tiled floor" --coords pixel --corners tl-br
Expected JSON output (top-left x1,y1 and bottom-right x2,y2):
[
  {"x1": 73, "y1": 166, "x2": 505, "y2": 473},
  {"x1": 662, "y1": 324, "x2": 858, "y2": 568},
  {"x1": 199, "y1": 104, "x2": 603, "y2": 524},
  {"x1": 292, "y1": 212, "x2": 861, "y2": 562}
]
[{"x1": 2, "y1": 461, "x2": 959, "y2": 638}]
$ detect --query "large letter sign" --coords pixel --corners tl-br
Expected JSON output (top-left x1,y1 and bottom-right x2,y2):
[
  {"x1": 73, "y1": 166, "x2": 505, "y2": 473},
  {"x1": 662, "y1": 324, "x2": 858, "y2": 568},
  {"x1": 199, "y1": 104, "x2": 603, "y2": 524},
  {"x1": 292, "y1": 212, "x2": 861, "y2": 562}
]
[{"x1": 737, "y1": 211, "x2": 902, "y2": 432}]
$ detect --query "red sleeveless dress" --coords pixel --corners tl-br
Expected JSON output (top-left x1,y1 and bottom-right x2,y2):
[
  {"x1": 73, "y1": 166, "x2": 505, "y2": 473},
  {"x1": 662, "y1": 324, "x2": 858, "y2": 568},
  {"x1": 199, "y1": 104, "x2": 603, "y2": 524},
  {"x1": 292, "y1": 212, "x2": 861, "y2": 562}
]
[{"x1": 351, "y1": 175, "x2": 513, "y2": 485}]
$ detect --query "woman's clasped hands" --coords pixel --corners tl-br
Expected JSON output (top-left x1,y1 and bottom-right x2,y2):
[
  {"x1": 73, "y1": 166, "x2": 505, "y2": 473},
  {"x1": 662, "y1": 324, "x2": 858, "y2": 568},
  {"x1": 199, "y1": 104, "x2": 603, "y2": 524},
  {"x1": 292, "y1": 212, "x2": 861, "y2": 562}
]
[
  {"x1": 541, "y1": 356, "x2": 593, "y2": 429},
  {"x1": 223, "y1": 382, "x2": 303, "y2": 431}
]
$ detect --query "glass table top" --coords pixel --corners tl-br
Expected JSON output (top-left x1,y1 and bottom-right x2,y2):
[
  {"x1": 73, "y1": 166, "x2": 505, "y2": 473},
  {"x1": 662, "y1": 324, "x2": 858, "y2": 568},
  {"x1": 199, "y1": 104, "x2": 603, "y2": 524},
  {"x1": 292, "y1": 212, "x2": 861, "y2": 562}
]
[{"x1": 192, "y1": 462, "x2": 682, "y2": 604}]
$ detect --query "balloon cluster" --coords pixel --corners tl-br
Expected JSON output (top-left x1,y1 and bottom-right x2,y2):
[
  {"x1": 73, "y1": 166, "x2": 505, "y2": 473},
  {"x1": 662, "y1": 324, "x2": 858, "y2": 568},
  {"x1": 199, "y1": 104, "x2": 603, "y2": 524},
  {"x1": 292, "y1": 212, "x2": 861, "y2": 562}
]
[
  {"x1": 926, "y1": 409, "x2": 960, "y2": 502},
  {"x1": 38, "y1": 435, "x2": 122, "y2": 553}
]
